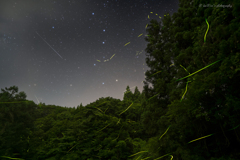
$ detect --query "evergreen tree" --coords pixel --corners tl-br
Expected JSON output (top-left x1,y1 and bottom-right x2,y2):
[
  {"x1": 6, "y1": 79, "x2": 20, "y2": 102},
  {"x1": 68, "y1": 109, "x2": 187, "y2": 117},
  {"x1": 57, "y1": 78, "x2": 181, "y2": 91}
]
[
  {"x1": 141, "y1": 13, "x2": 176, "y2": 136},
  {"x1": 141, "y1": 0, "x2": 240, "y2": 159},
  {"x1": 133, "y1": 86, "x2": 141, "y2": 102},
  {"x1": 123, "y1": 85, "x2": 134, "y2": 102}
]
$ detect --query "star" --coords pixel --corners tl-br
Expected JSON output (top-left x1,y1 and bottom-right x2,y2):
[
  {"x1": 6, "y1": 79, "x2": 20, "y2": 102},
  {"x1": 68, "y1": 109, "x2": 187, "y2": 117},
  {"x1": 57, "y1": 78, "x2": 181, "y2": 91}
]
[
  {"x1": 102, "y1": 42, "x2": 105, "y2": 44},
  {"x1": 70, "y1": 84, "x2": 72, "y2": 87},
  {"x1": 116, "y1": 79, "x2": 118, "y2": 82},
  {"x1": 52, "y1": 26, "x2": 54, "y2": 29},
  {"x1": 103, "y1": 29, "x2": 105, "y2": 32},
  {"x1": 94, "y1": 64, "x2": 96, "y2": 66},
  {"x1": 92, "y1": 13, "x2": 94, "y2": 15},
  {"x1": 102, "y1": 82, "x2": 104, "y2": 84}
]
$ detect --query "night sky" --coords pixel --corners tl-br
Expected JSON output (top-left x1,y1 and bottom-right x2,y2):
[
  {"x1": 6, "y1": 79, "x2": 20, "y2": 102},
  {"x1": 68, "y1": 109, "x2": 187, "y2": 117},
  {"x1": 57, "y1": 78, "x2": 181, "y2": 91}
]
[{"x1": 0, "y1": 0, "x2": 179, "y2": 107}]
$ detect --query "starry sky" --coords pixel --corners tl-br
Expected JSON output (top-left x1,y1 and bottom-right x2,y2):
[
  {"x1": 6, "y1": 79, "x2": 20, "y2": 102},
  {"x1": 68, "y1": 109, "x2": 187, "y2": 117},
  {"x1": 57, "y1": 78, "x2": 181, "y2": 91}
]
[{"x1": 0, "y1": 0, "x2": 179, "y2": 107}]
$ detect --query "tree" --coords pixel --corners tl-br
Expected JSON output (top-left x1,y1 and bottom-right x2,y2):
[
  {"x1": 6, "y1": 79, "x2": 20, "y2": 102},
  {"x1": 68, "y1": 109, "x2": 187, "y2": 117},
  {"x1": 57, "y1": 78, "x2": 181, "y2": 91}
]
[
  {"x1": 133, "y1": 86, "x2": 141, "y2": 103},
  {"x1": 0, "y1": 86, "x2": 36, "y2": 158},
  {"x1": 0, "y1": 86, "x2": 27, "y2": 102},
  {"x1": 140, "y1": 13, "x2": 176, "y2": 137},
  {"x1": 123, "y1": 85, "x2": 134, "y2": 102},
  {"x1": 77, "y1": 103, "x2": 83, "y2": 109},
  {"x1": 140, "y1": 0, "x2": 240, "y2": 159}
]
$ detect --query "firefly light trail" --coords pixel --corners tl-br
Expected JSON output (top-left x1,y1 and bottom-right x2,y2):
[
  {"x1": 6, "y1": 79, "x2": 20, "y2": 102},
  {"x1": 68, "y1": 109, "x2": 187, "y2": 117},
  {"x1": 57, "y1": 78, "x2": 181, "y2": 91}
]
[
  {"x1": 96, "y1": 12, "x2": 169, "y2": 63},
  {"x1": 204, "y1": 18, "x2": 209, "y2": 43},
  {"x1": 35, "y1": 31, "x2": 63, "y2": 59},
  {"x1": 176, "y1": 59, "x2": 223, "y2": 81}
]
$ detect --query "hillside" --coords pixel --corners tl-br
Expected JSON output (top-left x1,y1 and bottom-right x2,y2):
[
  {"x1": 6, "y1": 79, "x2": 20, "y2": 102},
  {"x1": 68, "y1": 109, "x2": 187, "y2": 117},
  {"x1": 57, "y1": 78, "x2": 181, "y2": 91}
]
[{"x1": 1, "y1": 0, "x2": 240, "y2": 159}]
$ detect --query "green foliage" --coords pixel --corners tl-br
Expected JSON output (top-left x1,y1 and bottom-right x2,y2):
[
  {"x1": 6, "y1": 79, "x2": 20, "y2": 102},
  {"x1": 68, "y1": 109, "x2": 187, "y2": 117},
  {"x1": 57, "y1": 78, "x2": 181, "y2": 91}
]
[
  {"x1": 140, "y1": 0, "x2": 240, "y2": 159},
  {"x1": 1, "y1": 0, "x2": 240, "y2": 159},
  {"x1": 0, "y1": 86, "x2": 37, "y2": 159},
  {"x1": 123, "y1": 85, "x2": 134, "y2": 102}
]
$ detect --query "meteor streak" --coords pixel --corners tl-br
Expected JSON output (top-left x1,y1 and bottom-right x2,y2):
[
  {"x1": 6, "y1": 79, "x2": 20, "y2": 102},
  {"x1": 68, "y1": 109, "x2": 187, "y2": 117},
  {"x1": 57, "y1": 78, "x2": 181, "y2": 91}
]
[
  {"x1": 34, "y1": 95, "x2": 40, "y2": 104},
  {"x1": 35, "y1": 31, "x2": 63, "y2": 59}
]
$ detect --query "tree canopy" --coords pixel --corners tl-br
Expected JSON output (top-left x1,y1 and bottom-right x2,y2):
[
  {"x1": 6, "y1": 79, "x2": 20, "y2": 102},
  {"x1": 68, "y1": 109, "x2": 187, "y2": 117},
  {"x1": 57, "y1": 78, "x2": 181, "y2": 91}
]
[{"x1": 1, "y1": 0, "x2": 240, "y2": 159}]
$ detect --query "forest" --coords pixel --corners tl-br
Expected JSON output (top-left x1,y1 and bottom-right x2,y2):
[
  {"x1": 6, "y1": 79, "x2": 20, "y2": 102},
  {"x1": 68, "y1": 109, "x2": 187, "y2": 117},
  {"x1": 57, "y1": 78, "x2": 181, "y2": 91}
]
[{"x1": 0, "y1": 0, "x2": 240, "y2": 159}]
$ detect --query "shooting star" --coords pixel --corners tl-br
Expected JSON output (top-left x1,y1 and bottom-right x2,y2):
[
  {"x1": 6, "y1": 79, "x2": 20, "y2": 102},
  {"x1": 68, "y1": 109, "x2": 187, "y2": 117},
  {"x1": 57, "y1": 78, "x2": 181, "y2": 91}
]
[
  {"x1": 34, "y1": 95, "x2": 40, "y2": 104},
  {"x1": 34, "y1": 95, "x2": 43, "y2": 110},
  {"x1": 35, "y1": 31, "x2": 63, "y2": 59}
]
